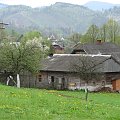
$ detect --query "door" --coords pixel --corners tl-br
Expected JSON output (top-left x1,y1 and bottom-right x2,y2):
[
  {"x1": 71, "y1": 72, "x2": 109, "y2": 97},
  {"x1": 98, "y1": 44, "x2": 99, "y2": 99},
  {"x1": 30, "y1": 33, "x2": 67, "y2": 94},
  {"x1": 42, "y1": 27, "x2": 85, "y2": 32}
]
[
  {"x1": 116, "y1": 79, "x2": 120, "y2": 90},
  {"x1": 112, "y1": 80, "x2": 116, "y2": 90},
  {"x1": 51, "y1": 76, "x2": 55, "y2": 88},
  {"x1": 61, "y1": 78, "x2": 65, "y2": 89}
]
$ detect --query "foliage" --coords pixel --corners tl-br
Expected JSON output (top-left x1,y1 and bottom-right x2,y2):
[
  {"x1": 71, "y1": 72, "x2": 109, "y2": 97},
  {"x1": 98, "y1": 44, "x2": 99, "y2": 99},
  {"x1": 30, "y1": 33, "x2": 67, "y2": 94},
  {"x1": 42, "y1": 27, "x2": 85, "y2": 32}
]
[
  {"x1": 22, "y1": 31, "x2": 51, "y2": 56},
  {"x1": 0, "y1": 30, "x2": 50, "y2": 87},
  {"x1": 83, "y1": 24, "x2": 99, "y2": 43},
  {"x1": 98, "y1": 24, "x2": 107, "y2": 42},
  {"x1": 0, "y1": 84, "x2": 120, "y2": 120},
  {"x1": 68, "y1": 33, "x2": 81, "y2": 45},
  {"x1": 23, "y1": 31, "x2": 41, "y2": 41},
  {"x1": 80, "y1": 18, "x2": 120, "y2": 45},
  {"x1": 0, "y1": 38, "x2": 43, "y2": 74},
  {"x1": 105, "y1": 19, "x2": 120, "y2": 43}
]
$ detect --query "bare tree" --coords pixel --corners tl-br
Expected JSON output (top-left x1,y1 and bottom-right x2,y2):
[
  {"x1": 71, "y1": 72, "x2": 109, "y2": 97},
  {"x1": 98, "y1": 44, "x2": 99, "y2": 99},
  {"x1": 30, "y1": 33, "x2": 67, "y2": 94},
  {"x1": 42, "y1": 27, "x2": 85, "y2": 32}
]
[
  {"x1": 99, "y1": 24, "x2": 107, "y2": 42},
  {"x1": 70, "y1": 55, "x2": 103, "y2": 87},
  {"x1": 106, "y1": 19, "x2": 120, "y2": 43},
  {"x1": 70, "y1": 55, "x2": 104, "y2": 101},
  {"x1": 85, "y1": 24, "x2": 99, "y2": 43},
  {"x1": 69, "y1": 33, "x2": 82, "y2": 45}
]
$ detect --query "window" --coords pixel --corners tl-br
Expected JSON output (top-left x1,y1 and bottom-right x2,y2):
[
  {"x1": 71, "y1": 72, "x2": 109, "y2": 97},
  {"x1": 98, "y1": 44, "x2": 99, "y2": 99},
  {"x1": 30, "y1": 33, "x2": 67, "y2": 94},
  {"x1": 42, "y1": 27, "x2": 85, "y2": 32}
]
[
  {"x1": 38, "y1": 74, "x2": 42, "y2": 82},
  {"x1": 51, "y1": 76, "x2": 55, "y2": 87},
  {"x1": 102, "y1": 81, "x2": 105, "y2": 86},
  {"x1": 51, "y1": 76, "x2": 54, "y2": 82}
]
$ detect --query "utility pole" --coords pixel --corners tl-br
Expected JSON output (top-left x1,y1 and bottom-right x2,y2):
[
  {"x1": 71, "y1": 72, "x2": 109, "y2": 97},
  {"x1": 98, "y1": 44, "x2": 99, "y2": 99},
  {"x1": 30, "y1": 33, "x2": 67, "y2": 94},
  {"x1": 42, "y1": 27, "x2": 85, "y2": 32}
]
[{"x1": 0, "y1": 22, "x2": 9, "y2": 42}]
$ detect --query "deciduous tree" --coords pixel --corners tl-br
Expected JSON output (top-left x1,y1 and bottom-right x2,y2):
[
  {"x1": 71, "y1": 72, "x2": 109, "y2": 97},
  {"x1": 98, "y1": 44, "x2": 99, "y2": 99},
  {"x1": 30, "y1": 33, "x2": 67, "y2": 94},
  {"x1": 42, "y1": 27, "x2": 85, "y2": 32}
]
[{"x1": 0, "y1": 37, "x2": 43, "y2": 88}]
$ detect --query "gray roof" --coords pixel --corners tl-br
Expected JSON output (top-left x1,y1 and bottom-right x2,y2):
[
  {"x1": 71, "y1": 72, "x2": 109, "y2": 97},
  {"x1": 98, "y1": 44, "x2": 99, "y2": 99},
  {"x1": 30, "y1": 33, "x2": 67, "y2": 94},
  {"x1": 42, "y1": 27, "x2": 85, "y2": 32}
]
[
  {"x1": 72, "y1": 42, "x2": 120, "y2": 54},
  {"x1": 111, "y1": 52, "x2": 120, "y2": 64},
  {"x1": 40, "y1": 54, "x2": 120, "y2": 73}
]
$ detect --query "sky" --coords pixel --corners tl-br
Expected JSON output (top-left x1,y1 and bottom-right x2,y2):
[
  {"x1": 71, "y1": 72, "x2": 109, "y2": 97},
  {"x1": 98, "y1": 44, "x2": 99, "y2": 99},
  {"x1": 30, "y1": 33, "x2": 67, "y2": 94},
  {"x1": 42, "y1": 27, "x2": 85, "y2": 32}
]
[{"x1": 0, "y1": 0, "x2": 120, "y2": 8}]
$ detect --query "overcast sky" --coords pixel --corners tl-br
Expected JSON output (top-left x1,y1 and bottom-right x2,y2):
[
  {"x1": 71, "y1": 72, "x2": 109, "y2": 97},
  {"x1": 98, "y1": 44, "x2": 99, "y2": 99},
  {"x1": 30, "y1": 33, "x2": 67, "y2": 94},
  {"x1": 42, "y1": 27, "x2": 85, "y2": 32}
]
[{"x1": 0, "y1": 0, "x2": 120, "y2": 8}]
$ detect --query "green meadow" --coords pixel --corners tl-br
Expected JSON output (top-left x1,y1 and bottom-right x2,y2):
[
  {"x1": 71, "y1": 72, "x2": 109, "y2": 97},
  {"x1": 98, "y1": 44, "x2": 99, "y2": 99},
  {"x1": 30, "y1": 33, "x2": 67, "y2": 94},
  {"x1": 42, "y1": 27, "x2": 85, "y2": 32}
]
[{"x1": 0, "y1": 84, "x2": 120, "y2": 120}]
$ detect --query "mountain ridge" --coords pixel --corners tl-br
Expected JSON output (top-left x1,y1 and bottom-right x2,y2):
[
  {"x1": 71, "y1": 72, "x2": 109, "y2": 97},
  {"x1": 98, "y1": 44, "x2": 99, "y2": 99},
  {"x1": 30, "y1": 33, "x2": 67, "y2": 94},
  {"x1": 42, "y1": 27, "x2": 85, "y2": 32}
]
[
  {"x1": 84, "y1": 1, "x2": 120, "y2": 11},
  {"x1": 0, "y1": 2, "x2": 119, "y2": 36}
]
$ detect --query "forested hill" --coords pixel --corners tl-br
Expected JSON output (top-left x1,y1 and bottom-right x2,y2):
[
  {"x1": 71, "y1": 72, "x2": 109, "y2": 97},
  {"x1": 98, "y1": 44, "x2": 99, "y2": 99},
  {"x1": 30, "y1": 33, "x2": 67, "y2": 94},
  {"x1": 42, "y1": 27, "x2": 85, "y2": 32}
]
[
  {"x1": 0, "y1": 2, "x2": 120, "y2": 36},
  {"x1": 104, "y1": 6, "x2": 120, "y2": 21}
]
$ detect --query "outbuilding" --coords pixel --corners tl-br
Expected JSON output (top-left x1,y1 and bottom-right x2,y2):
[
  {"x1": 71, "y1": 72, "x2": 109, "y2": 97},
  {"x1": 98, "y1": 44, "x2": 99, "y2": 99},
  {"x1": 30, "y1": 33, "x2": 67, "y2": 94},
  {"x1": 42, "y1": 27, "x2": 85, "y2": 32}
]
[{"x1": 112, "y1": 79, "x2": 120, "y2": 91}]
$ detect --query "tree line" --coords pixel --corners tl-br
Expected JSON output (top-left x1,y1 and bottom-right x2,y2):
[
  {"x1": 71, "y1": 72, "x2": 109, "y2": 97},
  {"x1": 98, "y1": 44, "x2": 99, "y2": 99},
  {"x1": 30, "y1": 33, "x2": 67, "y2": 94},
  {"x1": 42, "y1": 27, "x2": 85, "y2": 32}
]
[{"x1": 69, "y1": 19, "x2": 120, "y2": 45}]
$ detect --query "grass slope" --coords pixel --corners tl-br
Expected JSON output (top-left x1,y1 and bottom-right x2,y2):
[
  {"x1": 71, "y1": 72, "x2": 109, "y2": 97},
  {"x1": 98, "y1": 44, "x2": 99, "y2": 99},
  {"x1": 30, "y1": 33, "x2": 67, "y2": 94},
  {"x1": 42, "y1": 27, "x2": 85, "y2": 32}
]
[{"x1": 0, "y1": 84, "x2": 120, "y2": 120}]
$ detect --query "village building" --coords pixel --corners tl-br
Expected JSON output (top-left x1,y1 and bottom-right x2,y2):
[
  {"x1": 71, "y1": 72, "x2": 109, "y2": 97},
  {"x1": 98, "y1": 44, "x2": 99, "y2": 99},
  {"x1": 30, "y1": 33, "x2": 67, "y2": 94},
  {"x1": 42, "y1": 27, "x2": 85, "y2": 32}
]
[
  {"x1": 51, "y1": 42, "x2": 64, "y2": 54},
  {"x1": 1, "y1": 40, "x2": 120, "y2": 91},
  {"x1": 38, "y1": 54, "x2": 120, "y2": 91},
  {"x1": 48, "y1": 34, "x2": 65, "y2": 54},
  {"x1": 71, "y1": 40, "x2": 120, "y2": 55}
]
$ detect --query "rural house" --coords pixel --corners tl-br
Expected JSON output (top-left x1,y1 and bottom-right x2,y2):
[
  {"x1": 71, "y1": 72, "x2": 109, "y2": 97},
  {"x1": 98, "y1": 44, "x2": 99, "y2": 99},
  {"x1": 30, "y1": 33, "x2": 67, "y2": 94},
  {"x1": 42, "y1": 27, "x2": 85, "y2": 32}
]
[
  {"x1": 51, "y1": 42, "x2": 64, "y2": 54},
  {"x1": 71, "y1": 40, "x2": 120, "y2": 54},
  {"x1": 48, "y1": 34, "x2": 64, "y2": 54},
  {"x1": 38, "y1": 54, "x2": 120, "y2": 91},
  {"x1": 1, "y1": 40, "x2": 120, "y2": 91}
]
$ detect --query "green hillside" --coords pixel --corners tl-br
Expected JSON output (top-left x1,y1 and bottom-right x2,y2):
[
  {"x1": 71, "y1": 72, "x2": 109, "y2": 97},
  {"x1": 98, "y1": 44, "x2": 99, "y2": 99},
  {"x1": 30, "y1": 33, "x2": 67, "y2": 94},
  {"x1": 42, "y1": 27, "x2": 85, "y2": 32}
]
[
  {"x1": 0, "y1": 84, "x2": 120, "y2": 120},
  {"x1": 0, "y1": 3, "x2": 107, "y2": 36},
  {"x1": 0, "y1": 2, "x2": 120, "y2": 36}
]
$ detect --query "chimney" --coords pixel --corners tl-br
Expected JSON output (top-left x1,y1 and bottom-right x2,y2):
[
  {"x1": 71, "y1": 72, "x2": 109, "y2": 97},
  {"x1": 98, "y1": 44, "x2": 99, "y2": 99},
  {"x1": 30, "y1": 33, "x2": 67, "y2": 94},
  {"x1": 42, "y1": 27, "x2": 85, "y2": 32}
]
[
  {"x1": 96, "y1": 39, "x2": 102, "y2": 45},
  {"x1": 49, "y1": 53, "x2": 53, "y2": 57}
]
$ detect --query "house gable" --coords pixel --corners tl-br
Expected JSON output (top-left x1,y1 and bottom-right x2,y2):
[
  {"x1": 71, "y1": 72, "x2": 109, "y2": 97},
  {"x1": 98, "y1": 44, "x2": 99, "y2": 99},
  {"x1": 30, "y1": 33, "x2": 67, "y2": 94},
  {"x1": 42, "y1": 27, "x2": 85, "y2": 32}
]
[
  {"x1": 71, "y1": 42, "x2": 120, "y2": 54},
  {"x1": 96, "y1": 58, "x2": 120, "y2": 73}
]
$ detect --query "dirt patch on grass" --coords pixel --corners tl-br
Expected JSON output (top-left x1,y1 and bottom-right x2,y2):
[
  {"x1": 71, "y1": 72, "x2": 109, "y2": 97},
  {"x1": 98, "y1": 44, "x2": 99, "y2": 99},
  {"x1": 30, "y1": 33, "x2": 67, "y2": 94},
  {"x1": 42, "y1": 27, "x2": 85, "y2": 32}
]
[{"x1": 94, "y1": 87, "x2": 113, "y2": 93}]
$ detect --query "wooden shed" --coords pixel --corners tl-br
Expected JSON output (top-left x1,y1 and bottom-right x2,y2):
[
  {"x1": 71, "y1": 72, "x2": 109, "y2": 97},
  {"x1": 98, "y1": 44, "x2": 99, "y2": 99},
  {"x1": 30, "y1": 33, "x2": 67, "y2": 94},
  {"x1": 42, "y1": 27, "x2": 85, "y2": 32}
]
[{"x1": 112, "y1": 79, "x2": 120, "y2": 91}]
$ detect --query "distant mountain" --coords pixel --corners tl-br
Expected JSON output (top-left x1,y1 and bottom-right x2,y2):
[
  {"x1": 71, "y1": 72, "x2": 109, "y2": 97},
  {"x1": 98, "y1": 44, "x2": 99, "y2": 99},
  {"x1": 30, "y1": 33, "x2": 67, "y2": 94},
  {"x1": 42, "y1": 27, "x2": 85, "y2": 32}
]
[
  {"x1": 0, "y1": 2, "x2": 119, "y2": 36},
  {"x1": 0, "y1": 3, "x2": 8, "y2": 9},
  {"x1": 0, "y1": 2, "x2": 108, "y2": 36},
  {"x1": 84, "y1": 1, "x2": 120, "y2": 11},
  {"x1": 104, "y1": 6, "x2": 120, "y2": 21}
]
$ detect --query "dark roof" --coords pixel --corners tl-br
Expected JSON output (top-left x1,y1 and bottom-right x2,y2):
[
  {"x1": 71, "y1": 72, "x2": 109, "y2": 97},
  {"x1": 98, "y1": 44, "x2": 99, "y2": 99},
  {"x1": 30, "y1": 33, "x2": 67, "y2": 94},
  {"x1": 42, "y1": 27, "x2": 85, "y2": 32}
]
[
  {"x1": 40, "y1": 54, "x2": 120, "y2": 73},
  {"x1": 111, "y1": 52, "x2": 120, "y2": 64},
  {"x1": 49, "y1": 34, "x2": 56, "y2": 40},
  {"x1": 71, "y1": 42, "x2": 120, "y2": 54}
]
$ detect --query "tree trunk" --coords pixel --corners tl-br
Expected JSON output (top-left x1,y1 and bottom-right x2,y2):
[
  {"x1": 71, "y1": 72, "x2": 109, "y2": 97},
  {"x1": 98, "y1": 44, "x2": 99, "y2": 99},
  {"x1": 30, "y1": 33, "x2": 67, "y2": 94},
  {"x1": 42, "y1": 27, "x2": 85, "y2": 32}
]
[
  {"x1": 17, "y1": 74, "x2": 20, "y2": 88},
  {"x1": 85, "y1": 83, "x2": 88, "y2": 101},
  {"x1": 6, "y1": 75, "x2": 14, "y2": 86},
  {"x1": 6, "y1": 77, "x2": 10, "y2": 86}
]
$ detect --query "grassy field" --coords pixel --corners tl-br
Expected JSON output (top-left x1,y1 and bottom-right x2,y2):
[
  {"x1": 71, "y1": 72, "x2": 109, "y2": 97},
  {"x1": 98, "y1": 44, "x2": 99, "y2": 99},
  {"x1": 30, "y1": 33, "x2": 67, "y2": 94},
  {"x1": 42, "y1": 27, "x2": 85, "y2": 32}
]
[{"x1": 0, "y1": 84, "x2": 120, "y2": 120}]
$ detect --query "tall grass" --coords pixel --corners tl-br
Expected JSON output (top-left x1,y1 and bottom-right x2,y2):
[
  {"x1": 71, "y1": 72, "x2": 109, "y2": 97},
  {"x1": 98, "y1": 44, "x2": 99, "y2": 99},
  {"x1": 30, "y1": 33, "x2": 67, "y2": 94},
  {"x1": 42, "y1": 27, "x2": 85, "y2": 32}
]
[{"x1": 0, "y1": 85, "x2": 120, "y2": 120}]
